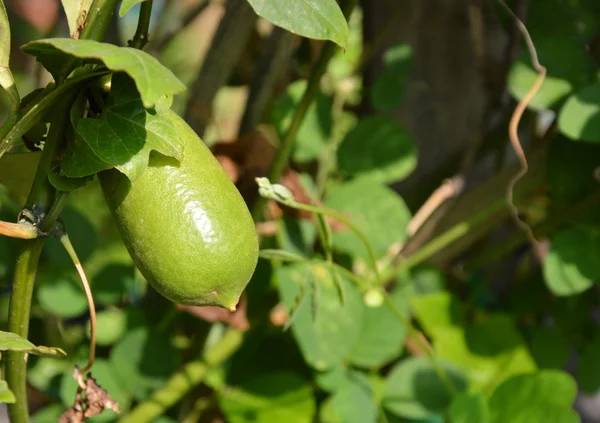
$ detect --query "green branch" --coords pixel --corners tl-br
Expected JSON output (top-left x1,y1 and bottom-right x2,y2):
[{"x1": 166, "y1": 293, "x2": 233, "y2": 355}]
[
  {"x1": 130, "y1": 0, "x2": 153, "y2": 49},
  {"x1": 119, "y1": 330, "x2": 243, "y2": 423}
]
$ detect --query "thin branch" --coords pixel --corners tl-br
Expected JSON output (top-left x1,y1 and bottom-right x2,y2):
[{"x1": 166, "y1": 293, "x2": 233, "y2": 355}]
[{"x1": 0, "y1": 221, "x2": 39, "y2": 239}]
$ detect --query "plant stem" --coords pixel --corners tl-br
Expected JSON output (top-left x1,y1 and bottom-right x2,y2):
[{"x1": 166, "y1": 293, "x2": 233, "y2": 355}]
[
  {"x1": 119, "y1": 330, "x2": 243, "y2": 423},
  {"x1": 130, "y1": 0, "x2": 153, "y2": 49},
  {"x1": 251, "y1": 0, "x2": 357, "y2": 220},
  {"x1": 5, "y1": 98, "x2": 72, "y2": 423},
  {"x1": 79, "y1": 0, "x2": 120, "y2": 42}
]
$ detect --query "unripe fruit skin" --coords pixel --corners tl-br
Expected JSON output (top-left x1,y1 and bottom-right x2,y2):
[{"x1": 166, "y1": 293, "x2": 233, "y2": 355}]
[{"x1": 99, "y1": 111, "x2": 258, "y2": 310}]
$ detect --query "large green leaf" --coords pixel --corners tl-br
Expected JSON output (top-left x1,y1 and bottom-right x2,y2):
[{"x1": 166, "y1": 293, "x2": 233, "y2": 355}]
[
  {"x1": 320, "y1": 372, "x2": 377, "y2": 423},
  {"x1": 325, "y1": 180, "x2": 411, "y2": 261},
  {"x1": 411, "y1": 292, "x2": 465, "y2": 339},
  {"x1": 109, "y1": 327, "x2": 180, "y2": 401},
  {"x1": 61, "y1": 73, "x2": 183, "y2": 181},
  {"x1": 120, "y1": 0, "x2": 150, "y2": 17},
  {"x1": 22, "y1": 38, "x2": 185, "y2": 108},
  {"x1": 271, "y1": 80, "x2": 333, "y2": 163},
  {"x1": 0, "y1": 380, "x2": 15, "y2": 404},
  {"x1": 337, "y1": 115, "x2": 417, "y2": 184},
  {"x1": 578, "y1": 336, "x2": 600, "y2": 393},
  {"x1": 60, "y1": 0, "x2": 93, "y2": 35},
  {"x1": 543, "y1": 226, "x2": 600, "y2": 296},
  {"x1": 37, "y1": 274, "x2": 88, "y2": 318},
  {"x1": 558, "y1": 82, "x2": 600, "y2": 143},
  {"x1": 488, "y1": 371, "x2": 579, "y2": 423},
  {"x1": 382, "y1": 357, "x2": 467, "y2": 420},
  {"x1": 276, "y1": 262, "x2": 363, "y2": 370},
  {"x1": 449, "y1": 392, "x2": 490, "y2": 423},
  {"x1": 346, "y1": 285, "x2": 409, "y2": 368},
  {"x1": 246, "y1": 0, "x2": 349, "y2": 48},
  {"x1": 219, "y1": 372, "x2": 315, "y2": 423},
  {"x1": 0, "y1": 330, "x2": 66, "y2": 357}
]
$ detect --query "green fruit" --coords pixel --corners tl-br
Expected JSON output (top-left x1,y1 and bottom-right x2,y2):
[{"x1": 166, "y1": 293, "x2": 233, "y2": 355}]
[{"x1": 99, "y1": 111, "x2": 258, "y2": 310}]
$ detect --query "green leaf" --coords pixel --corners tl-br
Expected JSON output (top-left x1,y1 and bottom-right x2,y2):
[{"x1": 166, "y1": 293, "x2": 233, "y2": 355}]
[
  {"x1": 508, "y1": 35, "x2": 594, "y2": 111},
  {"x1": 578, "y1": 336, "x2": 600, "y2": 393},
  {"x1": 382, "y1": 357, "x2": 467, "y2": 420},
  {"x1": 371, "y1": 44, "x2": 414, "y2": 112},
  {"x1": 37, "y1": 275, "x2": 88, "y2": 318},
  {"x1": 60, "y1": 359, "x2": 130, "y2": 419},
  {"x1": 271, "y1": 80, "x2": 333, "y2": 163},
  {"x1": 60, "y1": 0, "x2": 93, "y2": 36},
  {"x1": 543, "y1": 226, "x2": 600, "y2": 296},
  {"x1": 488, "y1": 371, "x2": 579, "y2": 423},
  {"x1": 48, "y1": 166, "x2": 94, "y2": 192},
  {"x1": 559, "y1": 82, "x2": 600, "y2": 143},
  {"x1": 110, "y1": 327, "x2": 180, "y2": 401},
  {"x1": 93, "y1": 263, "x2": 136, "y2": 306},
  {"x1": 276, "y1": 262, "x2": 364, "y2": 370},
  {"x1": 314, "y1": 365, "x2": 352, "y2": 393},
  {"x1": 22, "y1": 39, "x2": 185, "y2": 108},
  {"x1": 219, "y1": 372, "x2": 316, "y2": 423},
  {"x1": 346, "y1": 285, "x2": 409, "y2": 368},
  {"x1": 529, "y1": 327, "x2": 570, "y2": 370},
  {"x1": 320, "y1": 372, "x2": 377, "y2": 423},
  {"x1": 0, "y1": 0, "x2": 10, "y2": 67},
  {"x1": 449, "y1": 392, "x2": 489, "y2": 423},
  {"x1": 120, "y1": 0, "x2": 149, "y2": 17},
  {"x1": 0, "y1": 152, "x2": 41, "y2": 206},
  {"x1": 0, "y1": 380, "x2": 16, "y2": 404},
  {"x1": 325, "y1": 180, "x2": 411, "y2": 261},
  {"x1": 0, "y1": 330, "x2": 66, "y2": 357},
  {"x1": 246, "y1": 0, "x2": 349, "y2": 48},
  {"x1": 61, "y1": 73, "x2": 184, "y2": 181},
  {"x1": 337, "y1": 116, "x2": 417, "y2": 184}
]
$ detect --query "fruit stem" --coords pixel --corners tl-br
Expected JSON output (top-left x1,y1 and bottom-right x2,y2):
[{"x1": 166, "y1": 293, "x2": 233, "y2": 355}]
[
  {"x1": 119, "y1": 329, "x2": 243, "y2": 423},
  {"x1": 130, "y1": 0, "x2": 153, "y2": 49},
  {"x1": 251, "y1": 0, "x2": 357, "y2": 221}
]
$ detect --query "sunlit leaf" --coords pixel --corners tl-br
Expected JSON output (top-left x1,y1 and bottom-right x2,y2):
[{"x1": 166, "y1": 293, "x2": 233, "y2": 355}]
[
  {"x1": 0, "y1": 0, "x2": 10, "y2": 67},
  {"x1": 22, "y1": 38, "x2": 185, "y2": 108},
  {"x1": 543, "y1": 226, "x2": 600, "y2": 296},
  {"x1": 246, "y1": 0, "x2": 349, "y2": 47},
  {"x1": 558, "y1": 82, "x2": 600, "y2": 143}
]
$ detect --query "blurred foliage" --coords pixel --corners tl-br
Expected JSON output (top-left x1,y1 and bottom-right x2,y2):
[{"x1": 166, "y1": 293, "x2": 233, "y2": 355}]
[{"x1": 0, "y1": 0, "x2": 600, "y2": 422}]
